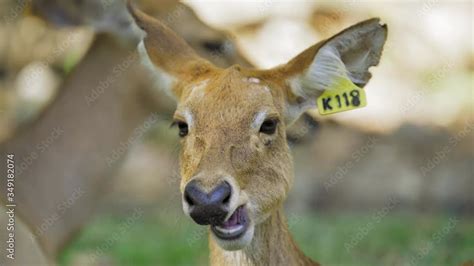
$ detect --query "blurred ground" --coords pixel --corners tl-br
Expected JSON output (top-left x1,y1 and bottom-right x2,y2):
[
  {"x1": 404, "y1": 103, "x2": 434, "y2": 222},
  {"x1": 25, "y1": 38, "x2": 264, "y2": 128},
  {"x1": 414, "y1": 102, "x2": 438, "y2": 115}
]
[{"x1": 59, "y1": 210, "x2": 474, "y2": 266}]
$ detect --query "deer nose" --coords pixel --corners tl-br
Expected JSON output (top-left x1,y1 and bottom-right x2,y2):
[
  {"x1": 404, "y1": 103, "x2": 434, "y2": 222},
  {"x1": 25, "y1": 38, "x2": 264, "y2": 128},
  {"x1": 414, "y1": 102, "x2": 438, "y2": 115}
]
[{"x1": 184, "y1": 180, "x2": 232, "y2": 225}]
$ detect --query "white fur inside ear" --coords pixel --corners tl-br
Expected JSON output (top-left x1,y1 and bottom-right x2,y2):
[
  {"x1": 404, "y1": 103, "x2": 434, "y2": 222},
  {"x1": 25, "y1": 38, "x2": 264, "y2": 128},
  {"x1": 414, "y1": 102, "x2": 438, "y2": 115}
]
[
  {"x1": 137, "y1": 41, "x2": 177, "y2": 99},
  {"x1": 295, "y1": 20, "x2": 386, "y2": 97},
  {"x1": 300, "y1": 45, "x2": 351, "y2": 95}
]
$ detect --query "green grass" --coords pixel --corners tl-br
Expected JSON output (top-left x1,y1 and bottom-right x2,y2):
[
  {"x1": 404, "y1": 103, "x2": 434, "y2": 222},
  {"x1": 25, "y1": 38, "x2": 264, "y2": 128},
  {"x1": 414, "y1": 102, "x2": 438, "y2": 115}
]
[{"x1": 60, "y1": 211, "x2": 474, "y2": 266}]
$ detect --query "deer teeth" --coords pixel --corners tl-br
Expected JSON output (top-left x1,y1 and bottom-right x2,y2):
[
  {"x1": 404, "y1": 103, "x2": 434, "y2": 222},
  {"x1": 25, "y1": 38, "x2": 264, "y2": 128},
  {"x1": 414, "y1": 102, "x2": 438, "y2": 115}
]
[{"x1": 214, "y1": 224, "x2": 244, "y2": 235}]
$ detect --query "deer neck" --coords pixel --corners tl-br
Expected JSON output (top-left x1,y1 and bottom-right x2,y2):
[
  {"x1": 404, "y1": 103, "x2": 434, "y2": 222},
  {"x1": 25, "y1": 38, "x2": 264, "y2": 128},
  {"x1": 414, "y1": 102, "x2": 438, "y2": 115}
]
[{"x1": 209, "y1": 208, "x2": 317, "y2": 266}]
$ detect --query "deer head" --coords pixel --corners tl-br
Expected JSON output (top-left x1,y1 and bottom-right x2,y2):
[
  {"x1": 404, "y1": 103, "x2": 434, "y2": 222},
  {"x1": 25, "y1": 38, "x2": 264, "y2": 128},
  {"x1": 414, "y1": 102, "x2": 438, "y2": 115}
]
[{"x1": 128, "y1": 1, "x2": 387, "y2": 255}]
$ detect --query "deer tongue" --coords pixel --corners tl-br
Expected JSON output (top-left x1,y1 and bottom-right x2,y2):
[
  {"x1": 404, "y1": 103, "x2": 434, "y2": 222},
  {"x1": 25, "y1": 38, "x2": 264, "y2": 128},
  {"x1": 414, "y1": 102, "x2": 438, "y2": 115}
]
[{"x1": 221, "y1": 206, "x2": 244, "y2": 228}]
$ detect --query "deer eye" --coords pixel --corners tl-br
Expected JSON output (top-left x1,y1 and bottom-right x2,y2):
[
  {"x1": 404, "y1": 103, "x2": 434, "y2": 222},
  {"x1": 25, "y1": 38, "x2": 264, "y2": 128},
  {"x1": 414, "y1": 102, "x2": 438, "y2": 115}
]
[
  {"x1": 259, "y1": 119, "x2": 278, "y2": 135},
  {"x1": 178, "y1": 122, "x2": 189, "y2": 137},
  {"x1": 202, "y1": 40, "x2": 224, "y2": 53},
  {"x1": 172, "y1": 120, "x2": 189, "y2": 137}
]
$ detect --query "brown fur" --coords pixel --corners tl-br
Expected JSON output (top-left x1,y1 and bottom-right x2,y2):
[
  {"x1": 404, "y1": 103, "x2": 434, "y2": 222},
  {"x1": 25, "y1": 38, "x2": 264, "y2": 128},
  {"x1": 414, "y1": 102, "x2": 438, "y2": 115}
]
[{"x1": 128, "y1": 2, "x2": 386, "y2": 265}]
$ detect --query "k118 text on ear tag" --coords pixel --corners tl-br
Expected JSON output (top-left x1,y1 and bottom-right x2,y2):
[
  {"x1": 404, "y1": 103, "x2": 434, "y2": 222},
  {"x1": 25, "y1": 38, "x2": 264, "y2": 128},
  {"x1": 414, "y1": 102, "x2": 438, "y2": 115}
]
[{"x1": 316, "y1": 78, "x2": 367, "y2": 115}]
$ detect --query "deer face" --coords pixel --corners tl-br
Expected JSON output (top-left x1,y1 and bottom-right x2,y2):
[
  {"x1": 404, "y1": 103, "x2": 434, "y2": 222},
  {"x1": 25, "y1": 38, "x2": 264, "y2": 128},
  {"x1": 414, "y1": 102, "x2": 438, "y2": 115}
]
[
  {"x1": 173, "y1": 67, "x2": 294, "y2": 249},
  {"x1": 128, "y1": 2, "x2": 386, "y2": 251}
]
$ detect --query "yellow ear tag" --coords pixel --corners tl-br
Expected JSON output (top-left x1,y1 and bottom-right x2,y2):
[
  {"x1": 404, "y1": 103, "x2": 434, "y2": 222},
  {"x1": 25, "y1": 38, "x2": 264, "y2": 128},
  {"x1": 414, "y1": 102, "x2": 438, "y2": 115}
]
[{"x1": 317, "y1": 78, "x2": 367, "y2": 115}]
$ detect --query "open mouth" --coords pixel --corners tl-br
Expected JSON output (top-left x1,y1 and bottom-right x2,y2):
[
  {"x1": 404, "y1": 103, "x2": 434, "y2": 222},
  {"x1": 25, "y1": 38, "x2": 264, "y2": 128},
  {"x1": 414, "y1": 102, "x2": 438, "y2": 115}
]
[{"x1": 211, "y1": 206, "x2": 249, "y2": 240}]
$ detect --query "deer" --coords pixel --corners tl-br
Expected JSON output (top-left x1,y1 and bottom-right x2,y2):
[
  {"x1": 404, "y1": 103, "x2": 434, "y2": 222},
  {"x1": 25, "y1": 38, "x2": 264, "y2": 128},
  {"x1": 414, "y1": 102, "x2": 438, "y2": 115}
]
[{"x1": 128, "y1": 2, "x2": 387, "y2": 265}]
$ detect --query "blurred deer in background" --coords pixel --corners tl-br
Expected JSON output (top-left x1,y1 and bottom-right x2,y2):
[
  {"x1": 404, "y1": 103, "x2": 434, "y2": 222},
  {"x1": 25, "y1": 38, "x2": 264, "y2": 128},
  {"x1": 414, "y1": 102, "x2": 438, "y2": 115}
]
[{"x1": 128, "y1": 2, "x2": 387, "y2": 265}]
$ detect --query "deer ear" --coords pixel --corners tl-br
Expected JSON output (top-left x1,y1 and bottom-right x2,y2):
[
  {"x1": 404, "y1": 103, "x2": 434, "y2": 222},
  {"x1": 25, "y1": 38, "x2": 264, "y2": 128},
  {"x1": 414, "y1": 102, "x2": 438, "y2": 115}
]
[
  {"x1": 279, "y1": 18, "x2": 387, "y2": 123},
  {"x1": 127, "y1": 1, "x2": 213, "y2": 99}
]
